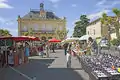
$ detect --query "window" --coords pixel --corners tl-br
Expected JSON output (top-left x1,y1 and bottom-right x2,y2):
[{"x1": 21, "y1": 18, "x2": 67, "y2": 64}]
[
  {"x1": 46, "y1": 24, "x2": 53, "y2": 31},
  {"x1": 94, "y1": 29, "x2": 95, "y2": 35},
  {"x1": 22, "y1": 26, "x2": 27, "y2": 31},
  {"x1": 41, "y1": 24, "x2": 46, "y2": 30},
  {"x1": 34, "y1": 24, "x2": 39, "y2": 31}
]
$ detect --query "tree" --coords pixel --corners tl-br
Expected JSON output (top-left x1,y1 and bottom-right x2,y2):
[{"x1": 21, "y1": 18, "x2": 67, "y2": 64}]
[
  {"x1": 0, "y1": 29, "x2": 11, "y2": 36},
  {"x1": 56, "y1": 27, "x2": 68, "y2": 40},
  {"x1": 101, "y1": 13, "x2": 113, "y2": 47},
  {"x1": 29, "y1": 28, "x2": 33, "y2": 36},
  {"x1": 112, "y1": 8, "x2": 120, "y2": 39},
  {"x1": 73, "y1": 15, "x2": 90, "y2": 37},
  {"x1": 24, "y1": 32, "x2": 29, "y2": 36}
]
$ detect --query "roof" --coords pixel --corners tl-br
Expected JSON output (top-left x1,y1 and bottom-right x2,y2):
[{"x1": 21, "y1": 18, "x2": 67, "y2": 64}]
[
  {"x1": 21, "y1": 10, "x2": 60, "y2": 20},
  {"x1": 88, "y1": 16, "x2": 116, "y2": 26},
  {"x1": 88, "y1": 18, "x2": 100, "y2": 26}
]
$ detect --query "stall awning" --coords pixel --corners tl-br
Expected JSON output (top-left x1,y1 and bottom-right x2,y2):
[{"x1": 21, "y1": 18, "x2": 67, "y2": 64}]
[{"x1": 49, "y1": 38, "x2": 61, "y2": 42}]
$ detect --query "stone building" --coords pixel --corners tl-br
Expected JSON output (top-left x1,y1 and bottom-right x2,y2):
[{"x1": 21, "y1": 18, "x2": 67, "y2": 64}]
[
  {"x1": 86, "y1": 18, "x2": 116, "y2": 40},
  {"x1": 17, "y1": 3, "x2": 66, "y2": 40}
]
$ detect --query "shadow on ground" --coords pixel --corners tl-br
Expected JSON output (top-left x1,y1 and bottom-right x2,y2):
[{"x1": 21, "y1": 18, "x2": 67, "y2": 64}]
[{"x1": 0, "y1": 58, "x2": 84, "y2": 80}]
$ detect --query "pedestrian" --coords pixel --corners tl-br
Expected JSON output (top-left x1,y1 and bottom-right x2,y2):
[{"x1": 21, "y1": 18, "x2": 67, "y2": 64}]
[
  {"x1": 52, "y1": 43, "x2": 55, "y2": 53},
  {"x1": 0, "y1": 48, "x2": 2, "y2": 68},
  {"x1": 63, "y1": 43, "x2": 69, "y2": 56},
  {"x1": 87, "y1": 37, "x2": 98, "y2": 55},
  {"x1": 24, "y1": 42, "x2": 30, "y2": 63},
  {"x1": 8, "y1": 48, "x2": 14, "y2": 66},
  {"x1": 38, "y1": 44, "x2": 44, "y2": 58},
  {"x1": 45, "y1": 42, "x2": 49, "y2": 58},
  {"x1": 66, "y1": 43, "x2": 72, "y2": 68}
]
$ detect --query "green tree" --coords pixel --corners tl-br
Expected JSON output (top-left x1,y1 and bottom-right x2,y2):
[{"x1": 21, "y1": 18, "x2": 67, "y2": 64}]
[
  {"x1": 29, "y1": 28, "x2": 33, "y2": 36},
  {"x1": 101, "y1": 13, "x2": 113, "y2": 47},
  {"x1": 56, "y1": 27, "x2": 68, "y2": 40},
  {"x1": 0, "y1": 29, "x2": 10, "y2": 36},
  {"x1": 73, "y1": 15, "x2": 90, "y2": 37},
  {"x1": 24, "y1": 32, "x2": 29, "y2": 36},
  {"x1": 112, "y1": 8, "x2": 120, "y2": 39}
]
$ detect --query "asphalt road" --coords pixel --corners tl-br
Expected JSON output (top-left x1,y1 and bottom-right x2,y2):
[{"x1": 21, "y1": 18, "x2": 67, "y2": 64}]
[{"x1": 0, "y1": 50, "x2": 89, "y2": 80}]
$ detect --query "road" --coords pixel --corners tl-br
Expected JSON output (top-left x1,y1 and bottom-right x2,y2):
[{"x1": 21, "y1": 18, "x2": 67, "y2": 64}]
[{"x1": 0, "y1": 50, "x2": 89, "y2": 80}]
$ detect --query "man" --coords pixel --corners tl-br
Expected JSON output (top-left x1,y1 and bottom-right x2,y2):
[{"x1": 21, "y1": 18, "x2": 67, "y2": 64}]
[
  {"x1": 88, "y1": 37, "x2": 98, "y2": 55},
  {"x1": 63, "y1": 43, "x2": 69, "y2": 56},
  {"x1": 52, "y1": 43, "x2": 55, "y2": 53}
]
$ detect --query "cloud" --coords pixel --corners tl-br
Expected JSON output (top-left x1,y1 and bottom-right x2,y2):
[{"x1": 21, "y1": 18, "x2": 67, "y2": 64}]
[
  {"x1": 96, "y1": 0, "x2": 106, "y2": 6},
  {"x1": 49, "y1": 0, "x2": 60, "y2": 3},
  {"x1": 88, "y1": 0, "x2": 120, "y2": 20},
  {"x1": 72, "y1": 4, "x2": 77, "y2": 7},
  {"x1": 96, "y1": 0, "x2": 120, "y2": 8},
  {"x1": 87, "y1": 9, "x2": 110, "y2": 19},
  {"x1": 0, "y1": 0, "x2": 13, "y2": 8}
]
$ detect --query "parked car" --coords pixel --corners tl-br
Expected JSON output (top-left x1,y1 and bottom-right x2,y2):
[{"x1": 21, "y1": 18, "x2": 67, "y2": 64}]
[
  {"x1": 99, "y1": 38, "x2": 109, "y2": 49},
  {"x1": 117, "y1": 44, "x2": 120, "y2": 50}
]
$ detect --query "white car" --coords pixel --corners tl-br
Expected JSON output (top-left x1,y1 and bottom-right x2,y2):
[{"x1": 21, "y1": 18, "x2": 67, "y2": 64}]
[{"x1": 100, "y1": 40, "x2": 108, "y2": 47}]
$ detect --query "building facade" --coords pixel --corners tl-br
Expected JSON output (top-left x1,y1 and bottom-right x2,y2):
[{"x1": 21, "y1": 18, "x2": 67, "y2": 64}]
[
  {"x1": 17, "y1": 3, "x2": 66, "y2": 40},
  {"x1": 86, "y1": 18, "x2": 113, "y2": 39}
]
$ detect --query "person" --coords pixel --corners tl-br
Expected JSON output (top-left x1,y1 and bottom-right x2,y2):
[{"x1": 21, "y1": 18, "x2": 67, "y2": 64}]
[
  {"x1": 0, "y1": 48, "x2": 2, "y2": 67},
  {"x1": 63, "y1": 43, "x2": 69, "y2": 56},
  {"x1": 24, "y1": 42, "x2": 30, "y2": 63},
  {"x1": 52, "y1": 43, "x2": 55, "y2": 53},
  {"x1": 38, "y1": 44, "x2": 44, "y2": 58},
  {"x1": 45, "y1": 42, "x2": 49, "y2": 58},
  {"x1": 87, "y1": 37, "x2": 98, "y2": 55},
  {"x1": 66, "y1": 43, "x2": 72, "y2": 68},
  {"x1": 8, "y1": 48, "x2": 14, "y2": 66}
]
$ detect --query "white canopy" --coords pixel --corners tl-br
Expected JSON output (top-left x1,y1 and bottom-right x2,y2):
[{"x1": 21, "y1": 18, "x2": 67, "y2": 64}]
[
  {"x1": 61, "y1": 37, "x2": 79, "y2": 43},
  {"x1": 79, "y1": 35, "x2": 92, "y2": 41}
]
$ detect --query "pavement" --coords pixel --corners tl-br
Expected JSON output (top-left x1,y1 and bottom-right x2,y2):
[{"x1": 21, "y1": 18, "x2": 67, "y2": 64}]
[{"x1": 0, "y1": 50, "x2": 89, "y2": 80}]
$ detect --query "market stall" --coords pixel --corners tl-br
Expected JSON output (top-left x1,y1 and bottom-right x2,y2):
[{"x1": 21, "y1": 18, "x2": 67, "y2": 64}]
[
  {"x1": 0, "y1": 36, "x2": 40, "y2": 67},
  {"x1": 80, "y1": 54, "x2": 120, "y2": 80}
]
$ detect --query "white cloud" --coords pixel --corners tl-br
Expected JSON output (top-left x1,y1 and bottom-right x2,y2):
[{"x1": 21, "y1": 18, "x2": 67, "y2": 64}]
[
  {"x1": 87, "y1": 9, "x2": 110, "y2": 19},
  {"x1": 96, "y1": 0, "x2": 106, "y2": 6},
  {"x1": 96, "y1": 0, "x2": 120, "y2": 8},
  {"x1": 0, "y1": 0, "x2": 13, "y2": 8},
  {"x1": 72, "y1": 4, "x2": 77, "y2": 7},
  {"x1": 49, "y1": 0, "x2": 60, "y2": 3}
]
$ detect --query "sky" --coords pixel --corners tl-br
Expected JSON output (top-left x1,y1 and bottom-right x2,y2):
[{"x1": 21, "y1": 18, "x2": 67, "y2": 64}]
[{"x1": 0, "y1": 0, "x2": 120, "y2": 37}]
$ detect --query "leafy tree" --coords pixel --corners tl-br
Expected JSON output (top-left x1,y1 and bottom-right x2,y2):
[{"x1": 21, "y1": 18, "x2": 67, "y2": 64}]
[
  {"x1": 56, "y1": 27, "x2": 68, "y2": 40},
  {"x1": 73, "y1": 15, "x2": 90, "y2": 37},
  {"x1": 0, "y1": 29, "x2": 11, "y2": 36},
  {"x1": 24, "y1": 32, "x2": 29, "y2": 36},
  {"x1": 112, "y1": 8, "x2": 120, "y2": 39},
  {"x1": 29, "y1": 28, "x2": 33, "y2": 36},
  {"x1": 101, "y1": 13, "x2": 113, "y2": 47}
]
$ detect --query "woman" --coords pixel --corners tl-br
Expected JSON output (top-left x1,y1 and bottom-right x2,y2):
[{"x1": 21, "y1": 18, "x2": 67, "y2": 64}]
[
  {"x1": 66, "y1": 43, "x2": 72, "y2": 68},
  {"x1": 38, "y1": 44, "x2": 44, "y2": 58},
  {"x1": 24, "y1": 42, "x2": 30, "y2": 63},
  {"x1": 8, "y1": 48, "x2": 14, "y2": 66}
]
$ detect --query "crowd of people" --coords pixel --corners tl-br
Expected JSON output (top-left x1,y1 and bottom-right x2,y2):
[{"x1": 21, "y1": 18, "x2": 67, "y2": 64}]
[{"x1": 63, "y1": 37, "x2": 98, "y2": 68}]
